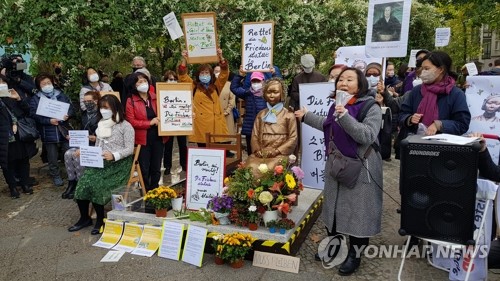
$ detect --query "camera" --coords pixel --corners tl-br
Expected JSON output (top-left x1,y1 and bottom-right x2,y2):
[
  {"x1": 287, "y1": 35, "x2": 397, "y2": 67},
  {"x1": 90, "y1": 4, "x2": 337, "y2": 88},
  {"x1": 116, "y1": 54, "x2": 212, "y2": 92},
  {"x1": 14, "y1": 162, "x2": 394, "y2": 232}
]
[{"x1": 0, "y1": 54, "x2": 27, "y2": 81}]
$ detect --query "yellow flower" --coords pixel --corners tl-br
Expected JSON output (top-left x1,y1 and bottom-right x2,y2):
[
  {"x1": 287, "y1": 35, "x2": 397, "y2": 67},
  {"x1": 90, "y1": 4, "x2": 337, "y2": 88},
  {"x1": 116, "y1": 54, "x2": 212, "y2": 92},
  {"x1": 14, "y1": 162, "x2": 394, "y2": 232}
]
[
  {"x1": 258, "y1": 163, "x2": 269, "y2": 173},
  {"x1": 285, "y1": 174, "x2": 296, "y2": 189}
]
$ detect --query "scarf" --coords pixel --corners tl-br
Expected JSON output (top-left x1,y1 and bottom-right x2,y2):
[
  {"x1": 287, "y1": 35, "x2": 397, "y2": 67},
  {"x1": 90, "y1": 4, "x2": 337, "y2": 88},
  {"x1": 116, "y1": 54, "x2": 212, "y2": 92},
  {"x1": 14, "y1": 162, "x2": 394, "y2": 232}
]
[
  {"x1": 95, "y1": 118, "x2": 116, "y2": 139},
  {"x1": 416, "y1": 75, "x2": 455, "y2": 127},
  {"x1": 262, "y1": 102, "x2": 283, "y2": 124},
  {"x1": 250, "y1": 86, "x2": 263, "y2": 97},
  {"x1": 42, "y1": 90, "x2": 59, "y2": 100}
]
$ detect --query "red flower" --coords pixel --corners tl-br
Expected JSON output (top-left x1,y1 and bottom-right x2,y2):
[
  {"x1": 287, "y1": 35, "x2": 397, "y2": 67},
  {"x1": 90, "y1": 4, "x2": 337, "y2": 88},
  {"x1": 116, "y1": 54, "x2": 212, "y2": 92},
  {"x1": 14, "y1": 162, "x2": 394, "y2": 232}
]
[
  {"x1": 274, "y1": 165, "x2": 284, "y2": 174},
  {"x1": 270, "y1": 182, "x2": 282, "y2": 192},
  {"x1": 247, "y1": 188, "x2": 255, "y2": 199},
  {"x1": 257, "y1": 205, "x2": 266, "y2": 214},
  {"x1": 286, "y1": 193, "x2": 297, "y2": 203},
  {"x1": 273, "y1": 202, "x2": 290, "y2": 214}
]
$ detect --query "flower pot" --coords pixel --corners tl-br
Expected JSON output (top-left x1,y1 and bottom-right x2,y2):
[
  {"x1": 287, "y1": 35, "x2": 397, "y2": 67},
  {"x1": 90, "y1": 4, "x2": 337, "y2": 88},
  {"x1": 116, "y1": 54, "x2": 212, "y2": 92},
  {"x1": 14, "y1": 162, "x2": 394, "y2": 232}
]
[
  {"x1": 171, "y1": 197, "x2": 183, "y2": 211},
  {"x1": 230, "y1": 259, "x2": 244, "y2": 269},
  {"x1": 214, "y1": 212, "x2": 231, "y2": 225},
  {"x1": 214, "y1": 256, "x2": 224, "y2": 265},
  {"x1": 269, "y1": 227, "x2": 276, "y2": 233},
  {"x1": 248, "y1": 222, "x2": 258, "y2": 231},
  {"x1": 155, "y1": 208, "x2": 168, "y2": 217},
  {"x1": 279, "y1": 228, "x2": 286, "y2": 234},
  {"x1": 263, "y1": 210, "x2": 278, "y2": 227}
]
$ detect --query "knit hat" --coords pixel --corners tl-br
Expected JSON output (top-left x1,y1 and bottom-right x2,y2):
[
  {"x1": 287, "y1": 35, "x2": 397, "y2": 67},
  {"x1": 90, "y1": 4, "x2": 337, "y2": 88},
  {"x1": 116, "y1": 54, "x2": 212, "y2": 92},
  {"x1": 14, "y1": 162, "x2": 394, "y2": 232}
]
[
  {"x1": 301, "y1": 54, "x2": 315, "y2": 68},
  {"x1": 365, "y1": 63, "x2": 382, "y2": 75},
  {"x1": 135, "y1": 68, "x2": 151, "y2": 80},
  {"x1": 250, "y1": 72, "x2": 265, "y2": 81}
]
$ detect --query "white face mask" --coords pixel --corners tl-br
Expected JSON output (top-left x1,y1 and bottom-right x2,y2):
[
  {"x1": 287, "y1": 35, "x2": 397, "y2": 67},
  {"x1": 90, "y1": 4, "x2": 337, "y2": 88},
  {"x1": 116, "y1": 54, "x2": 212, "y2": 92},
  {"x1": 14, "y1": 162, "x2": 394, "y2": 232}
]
[
  {"x1": 412, "y1": 78, "x2": 423, "y2": 87},
  {"x1": 100, "y1": 109, "x2": 113, "y2": 120},
  {"x1": 136, "y1": 83, "x2": 149, "y2": 93},
  {"x1": 42, "y1": 84, "x2": 54, "y2": 94},
  {"x1": 0, "y1": 83, "x2": 8, "y2": 91},
  {"x1": 251, "y1": 82, "x2": 263, "y2": 91},
  {"x1": 88, "y1": 73, "x2": 99, "y2": 83},
  {"x1": 366, "y1": 76, "x2": 379, "y2": 87},
  {"x1": 335, "y1": 90, "x2": 354, "y2": 106},
  {"x1": 303, "y1": 67, "x2": 313, "y2": 74}
]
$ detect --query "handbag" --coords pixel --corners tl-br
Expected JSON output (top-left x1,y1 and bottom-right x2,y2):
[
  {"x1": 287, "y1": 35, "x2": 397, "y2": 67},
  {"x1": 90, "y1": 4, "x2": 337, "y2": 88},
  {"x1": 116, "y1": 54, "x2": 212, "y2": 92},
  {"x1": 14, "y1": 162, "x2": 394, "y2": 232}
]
[
  {"x1": 17, "y1": 117, "x2": 40, "y2": 142},
  {"x1": 327, "y1": 140, "x2": 363, "y2": 188},
  {"x1": 232, "y1": 107, "x2": 240, "y2": 121}
]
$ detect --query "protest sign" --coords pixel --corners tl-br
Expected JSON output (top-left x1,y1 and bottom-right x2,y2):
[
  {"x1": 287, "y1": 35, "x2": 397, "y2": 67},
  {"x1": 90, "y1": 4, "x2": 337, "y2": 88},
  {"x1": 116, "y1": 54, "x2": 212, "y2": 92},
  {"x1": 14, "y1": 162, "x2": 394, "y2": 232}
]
[
  {"x1": 35, "y1": 95, "x2": 70, "y2": 120},
  {"x1": 241, "y1": 21, "x2": 274, "y2": 72},
  {"x1": 156, "y1": 83, "x2": 193, "y2": 136},
  {"x1": 435, "y1": 27, "x2": 451, "y2": 47},
  {"x1": 163, "y1": 12, "x2": 183, "y2": 40},
  {"x1": 182, "y1": 12, "x2": 218, "y2": 64}
]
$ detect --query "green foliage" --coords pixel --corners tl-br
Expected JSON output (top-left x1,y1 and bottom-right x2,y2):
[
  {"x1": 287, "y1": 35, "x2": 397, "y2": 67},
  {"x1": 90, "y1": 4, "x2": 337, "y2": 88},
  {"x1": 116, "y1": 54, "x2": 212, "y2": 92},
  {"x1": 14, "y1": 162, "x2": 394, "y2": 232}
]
[{"x1": 188, "y1": 208, "x2": 212, "y2": 224}]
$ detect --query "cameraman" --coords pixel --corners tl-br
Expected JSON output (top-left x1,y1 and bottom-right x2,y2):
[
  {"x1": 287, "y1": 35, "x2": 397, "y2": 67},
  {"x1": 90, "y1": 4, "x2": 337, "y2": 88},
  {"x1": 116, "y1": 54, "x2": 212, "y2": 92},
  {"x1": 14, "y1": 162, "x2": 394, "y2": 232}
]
[{"x1": 0, "y1": 55, "x2": 36, "y2": 100}]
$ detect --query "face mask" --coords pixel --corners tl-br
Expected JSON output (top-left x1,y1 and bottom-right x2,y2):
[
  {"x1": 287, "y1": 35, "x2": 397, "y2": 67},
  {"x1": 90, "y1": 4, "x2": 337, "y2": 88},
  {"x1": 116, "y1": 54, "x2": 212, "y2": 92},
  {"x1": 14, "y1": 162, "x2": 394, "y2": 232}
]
[
  {"x1": 84, "y1": 101, "x2": 97, "y2": 112},
  {"x1": 303, "y1": 67, "x2": 313, "y2": 74},
  {"x1": 412, "y1": 78, "x2": 423, "y2": 87},
  {"x1": 41, "y1": 84, "x2": 54, "y2": 94},
  {"x1": 100, "y1": 109, "x2": 113, "y2": 120},
  {"x1": 214, "y1": 73, "x2": 220, "y2": 78},
  {"x1": 132, "y1": 67, "x2": 141, "y2": 72},
  {"x1": 0, "y1": 84, "x2": 8, "y2": 91},
  {"x1": 335, "y1": 90, "x2": 354, "y2": 106},
  {"x1": 88, "y1": 73, "x2": 99, "y2": 83},
  {"x1": 136, "y1": 83, "x2": 149, "y2": 93},
  {"x1": 251, "y1": 82, "x2": 263, "y2": 91},
  {"x1": 55, "y1": 67, "x2": 62, "y2": 75},
  {"x1": 199, "y1": 75, "x2": 211, "y2": 84},
  {"x1": 386, "y1": 70, "x2": 395, "y2": 77},
  {"x1": 366, "y1": 76, "x2": 379, "y2": 87},
  {"x1": 420, "y1": 69, "x2": 438, "y2": 84}
]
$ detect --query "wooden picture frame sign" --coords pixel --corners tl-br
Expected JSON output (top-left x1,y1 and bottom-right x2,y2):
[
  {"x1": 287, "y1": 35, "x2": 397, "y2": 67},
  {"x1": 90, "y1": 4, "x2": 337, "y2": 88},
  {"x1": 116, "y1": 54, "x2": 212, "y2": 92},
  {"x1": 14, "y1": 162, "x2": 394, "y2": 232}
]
[
  {"x1": 100, "y1": 91, "x2": 121, "y2": 101},
  {"x1": 156, "y1": 82, "x2": 194, "y2": 136},
  {"x1": 241, "y1": 21, "x2": 274, "y2": 72},
  {"x1": 181, "y1": 12, "x2": 219, "y2": 64}
]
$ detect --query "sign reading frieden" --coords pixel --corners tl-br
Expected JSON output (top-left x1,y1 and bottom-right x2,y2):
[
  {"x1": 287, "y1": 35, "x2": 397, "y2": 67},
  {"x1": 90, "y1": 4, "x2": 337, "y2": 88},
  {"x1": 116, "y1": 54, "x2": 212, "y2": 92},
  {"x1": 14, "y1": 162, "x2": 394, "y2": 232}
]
[
  {"x1": 241, "y1": 21, "x2": 274, "y2": 72},
  {"x1": 156, "y1": 83, "x2": 193, "y2": 136},
  {"x1": 186, "y1": 148, "x2": 225, "y2": 210}
]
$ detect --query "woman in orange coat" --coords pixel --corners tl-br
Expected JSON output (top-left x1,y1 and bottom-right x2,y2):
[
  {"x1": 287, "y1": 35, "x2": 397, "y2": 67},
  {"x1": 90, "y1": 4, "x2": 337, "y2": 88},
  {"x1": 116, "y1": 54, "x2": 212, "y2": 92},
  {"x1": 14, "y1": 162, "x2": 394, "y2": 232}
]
[{"x1": 177, "y1": 49, "x2": 229, "y2": 146}]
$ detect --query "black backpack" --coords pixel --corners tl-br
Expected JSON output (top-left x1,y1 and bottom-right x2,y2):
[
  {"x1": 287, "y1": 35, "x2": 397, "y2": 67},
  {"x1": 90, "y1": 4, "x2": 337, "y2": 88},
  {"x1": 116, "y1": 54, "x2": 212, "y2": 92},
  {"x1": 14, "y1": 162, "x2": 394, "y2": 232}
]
[{"x1": 356, "y1": 99, "x2": 392, "y2": 158}]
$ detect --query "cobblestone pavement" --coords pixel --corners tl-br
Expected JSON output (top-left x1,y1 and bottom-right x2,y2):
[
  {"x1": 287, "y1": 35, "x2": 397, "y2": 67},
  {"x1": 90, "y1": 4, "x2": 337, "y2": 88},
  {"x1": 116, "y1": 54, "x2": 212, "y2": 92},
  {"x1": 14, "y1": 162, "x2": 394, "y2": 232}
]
[{"x1": 0, "y1": 139, "x2": 499, "y2": 281}]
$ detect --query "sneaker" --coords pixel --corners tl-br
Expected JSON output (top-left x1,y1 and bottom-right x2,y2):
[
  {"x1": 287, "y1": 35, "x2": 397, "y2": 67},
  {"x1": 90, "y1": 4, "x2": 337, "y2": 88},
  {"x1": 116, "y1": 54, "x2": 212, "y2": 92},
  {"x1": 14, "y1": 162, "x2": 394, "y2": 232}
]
[{"x1": 53, "y1": 176, "x2": 64, "y2": 186}]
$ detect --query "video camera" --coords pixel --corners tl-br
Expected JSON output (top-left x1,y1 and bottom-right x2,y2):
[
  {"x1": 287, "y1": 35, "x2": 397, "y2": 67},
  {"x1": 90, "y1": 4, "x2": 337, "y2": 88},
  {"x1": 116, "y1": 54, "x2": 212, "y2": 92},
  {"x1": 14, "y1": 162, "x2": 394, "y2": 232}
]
[{"x1": 0, "y1": 54, "x2": 27, "y2": 80}]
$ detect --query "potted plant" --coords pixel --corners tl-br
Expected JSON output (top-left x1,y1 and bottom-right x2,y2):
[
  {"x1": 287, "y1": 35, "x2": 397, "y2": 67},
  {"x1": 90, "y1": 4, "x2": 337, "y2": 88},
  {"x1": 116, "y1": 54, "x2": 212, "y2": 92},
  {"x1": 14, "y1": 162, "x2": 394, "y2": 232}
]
[
  {"x1": 143, "y1": 186, "x2": 177, "y2": 217},
  {"x1": 212, "y1": 233, "x2": 225, "y2": 265},
  {"x1": 266, "y1": 220, "x2": 278, "y2": 233},
  {"x1": 207, "y1": 195, "x2": 234, "y2": 225},
  {"x1": 277, "y1": 218, "x2": 295, "y2": 234},
  {"x1": 219, "y1": 232, "x2": 256, "y2": 268},
  {"x1": 246, "y1": 205, "x2": 260, "y2": 231},
  {"x1": 171, "y1": 183, "x2": 185, "y2": 211}
]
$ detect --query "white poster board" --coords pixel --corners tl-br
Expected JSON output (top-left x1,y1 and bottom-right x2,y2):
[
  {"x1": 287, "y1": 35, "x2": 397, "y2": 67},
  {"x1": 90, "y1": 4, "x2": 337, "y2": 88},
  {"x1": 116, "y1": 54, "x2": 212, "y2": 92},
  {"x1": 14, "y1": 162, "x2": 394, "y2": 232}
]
[
  {"x1": 241, "y1": 21, "x2": 274, "y2": 72},
  {"x1": 408, "y1": 49, "x2": 420, "y2": 68},
  {"x1": 80, "y1": 146, "x2": 103, "y2": 168},
  {"x1": 181, "y1": 225, "x2": 207, "y2": 267},
  {"x1": 69, "y1": 130, "x2": 89, "y2": 147},
  {"x1": 158, "y1": 221, "x2": 186, "y2": 260},
  {"x1": 435, "y1": 27, "x2": 451, "y2": 47},
  {"x1": 365, "y1": 0, "x2": 412, "y2": 58},
  {"x1": 334, "y1": 45, "x2": 383, "y2": 75},
  {"x1": 182, "y1": 12, "x2": 218, "y2": 64},
  {"x1": 299, "y1": 83, "x2": 335, "y2": 190},
  {"x1": 465, "y1": 76, "x2": 500, "y2": 164},
  {"x1": 35, "y1": 95, "x2": 70, "y2": 120},
  {"x1": 465, "y1": 62, "x2": 478, "y2": 76},
  {"x1": 186, "y1": 148, "x2": 225, "y2": 210},
  {"x1": 163, "y1": 12, "x2": 183, "y2": 40},
  {"x1": 156, "y1": 83, "x2": 193, "y2": 136}
]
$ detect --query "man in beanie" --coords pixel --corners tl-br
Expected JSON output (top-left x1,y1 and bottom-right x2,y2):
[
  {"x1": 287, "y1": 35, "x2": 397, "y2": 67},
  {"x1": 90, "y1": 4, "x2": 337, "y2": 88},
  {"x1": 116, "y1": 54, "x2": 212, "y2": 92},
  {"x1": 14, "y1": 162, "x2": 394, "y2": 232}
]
[{"x1": 288, "y1": 54, "x2": 327, "y2": 111}]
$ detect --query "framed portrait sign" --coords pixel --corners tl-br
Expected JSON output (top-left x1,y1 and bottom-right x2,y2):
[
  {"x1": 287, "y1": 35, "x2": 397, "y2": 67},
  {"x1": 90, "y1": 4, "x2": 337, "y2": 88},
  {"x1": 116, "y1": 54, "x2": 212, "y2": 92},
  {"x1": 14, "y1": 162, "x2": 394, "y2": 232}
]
[
  {"x1": 186, "y1": 148, "x2": 226, "y2": 210},
  {"x1": 181, "y1": 12, "x2": 219, "y2": 64},
  {"x1": 241, "y1": 21, "x2": 274, "y2": 72},
  {"x1": 156, "y1": 82, "x2": 194, "y2": 136}
]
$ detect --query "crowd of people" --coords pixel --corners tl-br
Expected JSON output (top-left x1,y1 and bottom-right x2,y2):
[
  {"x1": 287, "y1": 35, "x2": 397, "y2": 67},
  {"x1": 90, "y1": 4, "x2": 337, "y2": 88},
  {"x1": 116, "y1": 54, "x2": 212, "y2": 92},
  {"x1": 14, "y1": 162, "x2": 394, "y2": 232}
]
[{"x1": 1, "y1": 50, "x2": 500, "y2": 275}]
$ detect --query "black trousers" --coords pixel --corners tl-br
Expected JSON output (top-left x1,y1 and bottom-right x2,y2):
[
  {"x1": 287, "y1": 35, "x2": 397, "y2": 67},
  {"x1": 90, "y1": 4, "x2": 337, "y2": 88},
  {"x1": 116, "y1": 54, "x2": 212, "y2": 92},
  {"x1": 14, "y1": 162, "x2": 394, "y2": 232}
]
[
  {"x1": 138, "y1": 139, "x2": 164, "y2": 191},
  {"x1": 163, "y1": 136, "x2": 187, "y2": 170},
  {"x1": 245, "y1": 134, "x2": 252, "y2": 156},
  {"x1": 2, "y1": 156, "x2": 29, "y2": 187}
]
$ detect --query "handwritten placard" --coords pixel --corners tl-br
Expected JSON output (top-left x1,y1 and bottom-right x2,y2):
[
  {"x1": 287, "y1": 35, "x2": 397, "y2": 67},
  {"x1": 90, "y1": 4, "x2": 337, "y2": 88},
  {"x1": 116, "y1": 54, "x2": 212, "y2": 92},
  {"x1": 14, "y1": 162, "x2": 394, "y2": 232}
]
[
  {"x1": 186, "y1": 148, "x2": 225, "y2": 210},
  {"x1": 299, "y1": 82, "x2": 335, "y2": 190},
  {"x1": 80, "y1": 146, "x2": 104, "y2": 168},
  {"x1": 253, "y1": 251, "x2": 301, "y2": 273},
  {"x1": 182, "y1": 12, "x2": 218, "y2": 64},
  {"x1": 241, "y1": 21, "x2": 274, "y2": 72},
  {"x1": 435, "y1": 27, "x2": 451, "y2": 47},
  {"x1": 156, "y1": 83, "x2": 193, "y2": 136}
]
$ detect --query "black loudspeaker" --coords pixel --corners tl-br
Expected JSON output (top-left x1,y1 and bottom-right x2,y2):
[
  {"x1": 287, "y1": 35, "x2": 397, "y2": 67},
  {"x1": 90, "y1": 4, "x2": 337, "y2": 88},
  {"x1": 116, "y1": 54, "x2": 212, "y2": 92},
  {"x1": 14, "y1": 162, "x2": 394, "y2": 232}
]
[{"x1": 399, "y1": 135, "x2": 481, "y2": 245}]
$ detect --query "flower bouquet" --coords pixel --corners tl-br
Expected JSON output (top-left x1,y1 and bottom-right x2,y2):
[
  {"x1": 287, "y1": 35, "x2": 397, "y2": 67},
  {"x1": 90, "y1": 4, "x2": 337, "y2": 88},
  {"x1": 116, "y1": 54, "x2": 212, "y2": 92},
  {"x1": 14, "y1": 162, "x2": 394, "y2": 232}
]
[
  {"x1": 218, "y1": 232, "x2": 256, "y2": 267},
  {"x1": 144, "y1": 186, "x2": 177, "y2": 217},
  {"x1": 207, "y1": 195, "x2": 234, "y2": 225},
  {"x1": 246, "y1": 205, "x2": 260, "y2": 231}
]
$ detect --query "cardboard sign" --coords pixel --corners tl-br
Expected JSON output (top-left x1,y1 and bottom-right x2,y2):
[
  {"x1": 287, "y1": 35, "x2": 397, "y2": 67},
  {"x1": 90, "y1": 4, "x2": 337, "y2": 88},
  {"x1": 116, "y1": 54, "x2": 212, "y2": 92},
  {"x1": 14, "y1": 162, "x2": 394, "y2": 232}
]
[
  {"x1": 186, "y1": 148, "x2": 225, "y2": 210},
  {"x1": 253, "y1": 251, "x2": 300, "y2": 273},
  {"x1": 435, "y1": 27, "x2": 451, "y2": 47},
  {"x1": 156, "y1": 83, "x2": 193, "y2": 136},
  {"x1": 299, "y1": 82, "x2": 335, "y2": 190},
  {"x1": 182, "y1": 12, "x2": 218, "y2": 64},
  {"x1": 241, "y1": 21, "x2": 274, "y2": 72}
]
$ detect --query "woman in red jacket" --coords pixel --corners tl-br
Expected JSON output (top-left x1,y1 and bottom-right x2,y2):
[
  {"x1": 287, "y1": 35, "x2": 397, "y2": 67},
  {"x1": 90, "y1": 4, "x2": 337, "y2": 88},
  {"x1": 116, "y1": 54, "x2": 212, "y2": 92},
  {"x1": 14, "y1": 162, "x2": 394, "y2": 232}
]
[{"x1": 125, "y1": 72, "x2": 168, "y2": 193}]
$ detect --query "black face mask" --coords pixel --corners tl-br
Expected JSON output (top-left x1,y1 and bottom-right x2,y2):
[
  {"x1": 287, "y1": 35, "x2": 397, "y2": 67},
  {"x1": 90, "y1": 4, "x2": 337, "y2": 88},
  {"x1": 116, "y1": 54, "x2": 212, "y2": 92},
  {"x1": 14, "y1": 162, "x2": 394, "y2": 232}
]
[
  {"x1": 132, "y1": 67, "x2": 140, "y2": 72},
  {"x1": 55, "y1": 67, "x2": 62, "y2": 75}
]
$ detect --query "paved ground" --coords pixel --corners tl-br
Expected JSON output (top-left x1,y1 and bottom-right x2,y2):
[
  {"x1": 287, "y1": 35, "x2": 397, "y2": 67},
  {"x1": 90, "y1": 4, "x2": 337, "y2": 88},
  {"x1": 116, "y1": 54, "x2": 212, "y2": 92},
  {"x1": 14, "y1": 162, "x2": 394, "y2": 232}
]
[{"x1": 0, "y1": 140, "x2": 499, "y2": 281}]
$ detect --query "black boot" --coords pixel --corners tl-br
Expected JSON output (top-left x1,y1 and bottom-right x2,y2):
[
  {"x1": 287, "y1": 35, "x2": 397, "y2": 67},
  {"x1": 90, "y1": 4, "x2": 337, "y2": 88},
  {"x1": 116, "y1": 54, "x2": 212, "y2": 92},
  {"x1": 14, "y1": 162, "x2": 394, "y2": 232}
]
[
  {"x1": 91, "y1": 203, "x2": 105, "y2": 235},
  {"x1": 338, "y1": 247, "x2": 361, "y2": 276},
  {"x1": 68, "y1": 200, "x2": 92, "y2": 232},
  {"x1": 62, "y1": 180, "x2": 77, "y2": 199},
  {"x1": 21, "y1": 185, "x2": 33, "y2": 195},
  {"x1": 9, "y1": 185, "x2": 20, "y2": 199}
]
